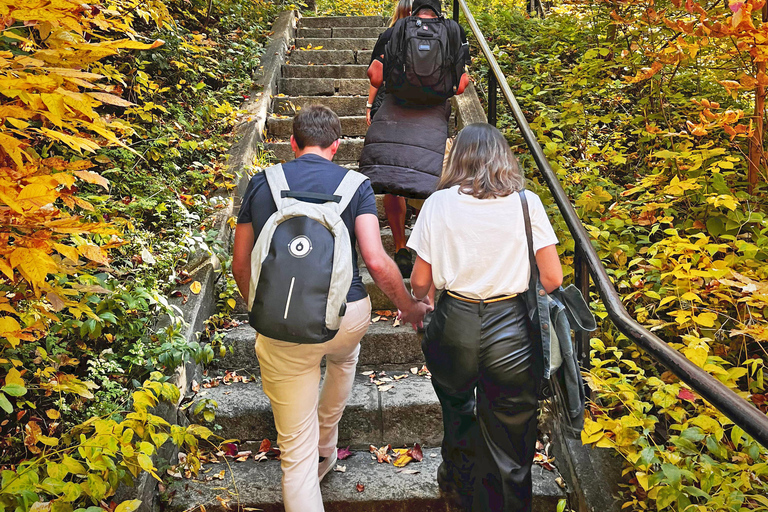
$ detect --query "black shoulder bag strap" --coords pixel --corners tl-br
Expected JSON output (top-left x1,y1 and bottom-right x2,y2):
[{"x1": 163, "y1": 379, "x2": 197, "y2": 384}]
[{"x1": 519, "y1": 190, "x2": 539, "y2": 302}]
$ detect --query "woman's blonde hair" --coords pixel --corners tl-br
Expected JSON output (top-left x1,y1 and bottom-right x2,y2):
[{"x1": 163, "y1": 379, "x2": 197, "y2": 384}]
[
  {"x1": 390, "y1": 0, "x2": 412, "y2": 26},
  {"x1": 438, "y1": 123, "x2": 525, "y2": 199}
]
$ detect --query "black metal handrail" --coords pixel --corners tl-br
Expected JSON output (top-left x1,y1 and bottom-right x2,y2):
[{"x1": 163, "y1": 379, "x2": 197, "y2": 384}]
[{"x1": 451, "y1": 0, "x2": 768, "y2": 449}]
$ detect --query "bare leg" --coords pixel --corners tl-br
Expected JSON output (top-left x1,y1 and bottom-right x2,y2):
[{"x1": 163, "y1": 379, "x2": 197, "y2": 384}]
[{"x1": 384, "y1": 194, "x2": 407, "y2": 252}]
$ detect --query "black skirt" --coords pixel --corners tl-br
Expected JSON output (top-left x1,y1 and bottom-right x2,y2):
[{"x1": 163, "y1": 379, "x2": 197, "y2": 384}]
[{"x1": 359, "y1": 94, "x2": 451, "y2": 199}]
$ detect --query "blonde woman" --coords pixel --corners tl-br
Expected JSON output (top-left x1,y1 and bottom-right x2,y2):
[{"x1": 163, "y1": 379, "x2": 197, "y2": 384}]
[{"x1": 407, "y1": 123, "x2": 563, "y2": 511}]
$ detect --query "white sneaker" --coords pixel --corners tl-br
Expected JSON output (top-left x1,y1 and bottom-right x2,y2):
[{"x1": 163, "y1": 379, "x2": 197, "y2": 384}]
[{"x1": 318, "y1": 450, "x2": 338, "y2": 482}]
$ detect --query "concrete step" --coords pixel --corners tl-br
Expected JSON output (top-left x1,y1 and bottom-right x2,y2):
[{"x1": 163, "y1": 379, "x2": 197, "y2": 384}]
[
  {"x1": 334, "y1": 26, "x2": 388, "y2": 39},
  {"x1": 279, "y1": 77, "x2": 336, "y2": 96},
  {"x1": 300, "y1": 16, "x2": 388, "y2": 28},
  {"x1": 296, "y1": 37, "x2": 378, "y2": 51},
  {"x1": 278, "y1": 78, "x2": 369, "y2": 97},
  {"x1": 268, "y1": 115, "x2": 368, "y2": 138},
  {"x1": 190, "y1": 368, "x2": 441, "y2": 448},
  {"x1": 273, "y1": 95, "x2": 367, "y2": 117},
  {"x1": 212, "y1": 315, "x2": 423, "y2": 371},
  {"x1": 282, "y1": 64, "x2": 369, "y2": 79},
  {"x1": 164, "y1": 447, "x2": 565, "y2": 512},
  {"x1": 288, "y1": 49, "x2": 358, "y2": 65},
  {"x1": 362, "y1": 268, "x2": 408, "y2": 310},
  {"x1": 339, "y1": 78, "x2": 370, "y2": 96},
  {"x1": 266, "y1": 138, "x2": 364, "y2": 163},
  {"x1": 298, "y1": 27, "x2": 331, "y2": 38}
]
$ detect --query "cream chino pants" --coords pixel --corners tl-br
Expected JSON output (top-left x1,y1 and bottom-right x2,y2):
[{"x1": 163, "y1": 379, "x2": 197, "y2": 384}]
[{"x1": 255, "y1": 297, "x2": 372, "y2": 512}]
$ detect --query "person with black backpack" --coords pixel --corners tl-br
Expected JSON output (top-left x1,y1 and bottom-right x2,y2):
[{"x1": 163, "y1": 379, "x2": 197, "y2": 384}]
[
  {"x1": 231, "y1": 105, "x2": 431, "y2": 512},
  {"x1": 359, "y1": 0, "x2": 471, "y2": 277}
]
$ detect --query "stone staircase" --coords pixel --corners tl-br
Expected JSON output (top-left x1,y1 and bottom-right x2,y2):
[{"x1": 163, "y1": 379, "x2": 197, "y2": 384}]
[{"x1": 165, "y1": 14, "x2": 565, "y2": 512}]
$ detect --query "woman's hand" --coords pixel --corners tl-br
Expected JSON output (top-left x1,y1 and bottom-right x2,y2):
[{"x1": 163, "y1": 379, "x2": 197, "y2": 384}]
[{"x1": 366, "y1": 108, "x2": 372, "y2": 126}]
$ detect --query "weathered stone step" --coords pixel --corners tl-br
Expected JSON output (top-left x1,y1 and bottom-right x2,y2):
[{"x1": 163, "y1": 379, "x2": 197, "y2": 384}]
[
  {"x1": 273, "y1": 95, "x2": 367, "y2": 117},
  {"x1": 296, "y1": 37, "x2": 378, "y2": 51},
  {"x1": 362, "y1": 268, "x2": 409, "y2": 311},
  {"x1": 190, "y1": 368, "x2": 441, "y2": 448},
  {"x1": 282, "y1": 64, "x2": 368, "y2": 79},
  {"x1": 212, "y1": 316, "x2": 423, "y2": 371},
  {"x1": 334, "y1": 26, "x2": 388, "y2": 39},
  {"x1": 269, "y1": 115, "x2": 368, "y2": 138},
  {"x1": 266, "y1": 138, "x2": 364, "y2": 163},
  {"x1": 298, "y1": 27, "x2": 386, "y2": 39},
  {"x1": 298, "y1": 27, "x2": 332, "y2": 38},
  {"x1": 300, "y1": 15, "x2": 388, "y2": 28},
  {"x1": 278, "y1": 78, "x2": 369, "y2": 97},
  {"x1": 165, "y1": 447, "x2": 564, "y2": 512},
  {"x1": 288, "y1": 49, "x2": 358, "y2": 65}
]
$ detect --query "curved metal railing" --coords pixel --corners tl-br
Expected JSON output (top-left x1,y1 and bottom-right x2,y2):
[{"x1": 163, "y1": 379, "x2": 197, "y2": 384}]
[{"x1": 451, "y1": 0, "x2": 768, "y2": 449}]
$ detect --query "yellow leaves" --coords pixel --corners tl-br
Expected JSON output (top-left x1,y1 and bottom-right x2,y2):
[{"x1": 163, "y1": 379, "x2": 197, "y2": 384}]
[
  {"x1": 86, "y1": 92, "x2": 135, "y2": 107},
  {"x1": 0, "y1": 133, "x2": 28, "y2": 169},
  {"x1": 16, "y1": 183, "x2": 58, "y2": 210},
  {"x1": 78, "y1": 244, "x2": 109, "y2": 265},
  {"x1": 5, "y1": 368, "x2": 24, "y2": 388},
  {"x1": 53, "y1": 243, "x2": 80, "y2": 263},
  {"x1": 190, "y1": 281, "x2": 202, "y2": 294},
  {"x1": 693, "y1": 311, "x2": 717, "y2": 328},
  {"x1": 682, "y1": 334, "x2": 711, "y2": 367},
  {"x1": 719, "y1": 80, "x2": 742, "y2": 98},
  {"x1": 73, "y1": 170, "x2": 109, "y2": 190},
  {"x1": 706, "y1": 194, "x2": 739, "y2": 211},
  {"x1": 663, "y1": 176, "x2": 701, "y2": 196},
  {"x1": 582, "y1": 416, "x2": 606, "y2": 444},
  {"x1": 10, "y1": 247, "x2": 58, "y2": 288},
  {"x1": 40, "y1": 128, "x2": 101, "y2": 153}
]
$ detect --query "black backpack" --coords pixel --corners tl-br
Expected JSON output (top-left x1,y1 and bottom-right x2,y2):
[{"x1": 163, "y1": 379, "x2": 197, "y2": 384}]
[{"x1": 383, "y1": 16, "x2": 464, "y2": 105}]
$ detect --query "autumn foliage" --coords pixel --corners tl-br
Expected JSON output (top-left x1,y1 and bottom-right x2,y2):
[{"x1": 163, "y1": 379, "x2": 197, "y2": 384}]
[{"x1": 0, "y1": 0, "x2": 169, "y2": 363}]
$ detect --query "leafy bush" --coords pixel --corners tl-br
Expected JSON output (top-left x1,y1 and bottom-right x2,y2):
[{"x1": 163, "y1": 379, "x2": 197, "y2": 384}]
[
  {"x1": 1, "y1": 0, "x2": 284, "y2": 508},
  {"x1": 465, "y1": 0, "x2": 768, "y2": 509}
]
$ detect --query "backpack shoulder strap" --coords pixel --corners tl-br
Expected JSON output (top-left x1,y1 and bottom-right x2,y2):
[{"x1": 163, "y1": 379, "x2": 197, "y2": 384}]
[
  {"x1": 445, "y1": 19, "x2": 462, "y2": 64},
  {"x1": 385, "y1": 18, "x2": 407, "y2": 73},
  {"x1": 264, "y1": 164, "x2": 295, "y2": 210},
  {"x1": 332, "y1": 170, "x2": 369, "y2": 215}
]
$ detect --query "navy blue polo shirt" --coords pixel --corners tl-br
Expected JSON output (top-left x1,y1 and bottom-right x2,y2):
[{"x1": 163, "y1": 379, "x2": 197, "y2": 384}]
[{"x1": 237, "y1": 154, "x2": 378, "y2": 303}]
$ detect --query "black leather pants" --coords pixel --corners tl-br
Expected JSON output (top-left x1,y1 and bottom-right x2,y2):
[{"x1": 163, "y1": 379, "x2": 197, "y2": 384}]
[{"x1": 422, "y1": 294, "x2": 543, "y2": 512}]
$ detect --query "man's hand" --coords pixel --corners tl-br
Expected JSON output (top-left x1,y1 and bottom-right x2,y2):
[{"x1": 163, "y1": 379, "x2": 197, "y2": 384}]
[{"x1": 398, "y1": 298, "x2": 432, "y2": 330}]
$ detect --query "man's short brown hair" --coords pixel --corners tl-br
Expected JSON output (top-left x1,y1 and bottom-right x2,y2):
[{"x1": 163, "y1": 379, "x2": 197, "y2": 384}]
[{"x1": 292, "y1": 105, "x2": 342, "y2": 149}]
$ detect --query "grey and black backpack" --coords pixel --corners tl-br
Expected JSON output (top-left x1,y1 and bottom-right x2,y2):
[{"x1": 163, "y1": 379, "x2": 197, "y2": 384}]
[
  {"x1": 383, "y1": 15, "x2": 464, "y2": 105},
  {"x1": 247, "y1": 164, "x2": 369, "y2": 344}
]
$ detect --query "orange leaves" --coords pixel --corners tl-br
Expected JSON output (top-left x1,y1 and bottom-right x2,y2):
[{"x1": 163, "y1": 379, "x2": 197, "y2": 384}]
[{"x1": 626, "y1": 62, "x2": 664, "y2": 83}]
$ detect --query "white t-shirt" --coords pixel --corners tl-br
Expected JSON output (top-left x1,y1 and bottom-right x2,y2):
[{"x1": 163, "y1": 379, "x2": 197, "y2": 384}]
[{"x1": 407, "y1": 186, "x2": 559, "y2": 299}]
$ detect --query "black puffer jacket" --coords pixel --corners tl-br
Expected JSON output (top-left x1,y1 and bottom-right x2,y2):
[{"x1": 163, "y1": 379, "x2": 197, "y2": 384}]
[{"x1": 359, "y1": 94, "x2": 451, "y2": 199}]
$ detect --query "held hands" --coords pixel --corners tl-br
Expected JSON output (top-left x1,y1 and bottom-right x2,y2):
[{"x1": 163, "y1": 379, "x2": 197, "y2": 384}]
[{"x1": 397, "y1": 295, "x2": 433, "y2": 330}]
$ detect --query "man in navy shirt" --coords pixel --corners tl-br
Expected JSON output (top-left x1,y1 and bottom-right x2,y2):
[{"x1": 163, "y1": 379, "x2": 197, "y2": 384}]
[{"x1": 232, "y1": 105, "x2": 429, "y2": 512}]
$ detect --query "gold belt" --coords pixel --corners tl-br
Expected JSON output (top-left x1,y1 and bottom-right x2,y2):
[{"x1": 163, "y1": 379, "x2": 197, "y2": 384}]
[{"x1": 446, "y1": 291, "x2": 519, "y2": 304}]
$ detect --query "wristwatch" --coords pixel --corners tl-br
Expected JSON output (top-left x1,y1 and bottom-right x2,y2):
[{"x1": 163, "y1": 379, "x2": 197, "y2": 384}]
[{"x1": 366, "y1": 102, "x2": 373, "y2": 109}]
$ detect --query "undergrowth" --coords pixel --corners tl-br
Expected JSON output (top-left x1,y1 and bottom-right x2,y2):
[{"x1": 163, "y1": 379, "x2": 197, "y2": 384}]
[{"x1": 466, "y1": 0, "x2": 768, "y2": 509}]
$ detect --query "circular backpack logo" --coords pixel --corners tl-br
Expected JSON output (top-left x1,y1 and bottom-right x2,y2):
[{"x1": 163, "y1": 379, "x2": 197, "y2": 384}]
[{"x1": 288, "y1": 235, "x2": 312, "y2": 258}]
